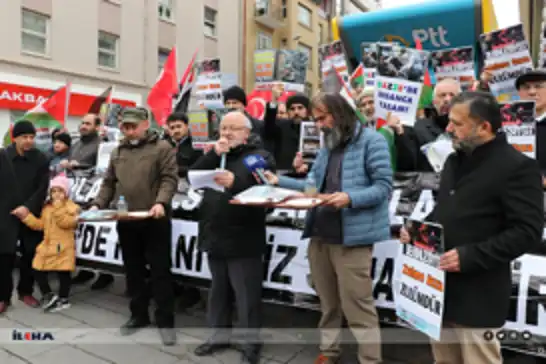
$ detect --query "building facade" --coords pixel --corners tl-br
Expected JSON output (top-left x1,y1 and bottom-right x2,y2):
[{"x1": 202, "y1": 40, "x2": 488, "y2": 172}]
[
  {"x1": 0, "y1": 0, "x2": 243, "y2": 133},
  {"x1": 244, "y1": 0, "x2": 377, "y2": 97}
]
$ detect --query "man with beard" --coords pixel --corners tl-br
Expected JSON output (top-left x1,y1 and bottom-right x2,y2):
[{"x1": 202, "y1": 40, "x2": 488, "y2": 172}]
[
  {"x1": 166, "y1": 112, "x2": 203, "y2": 179},
  {"x1": 388, "y1": 78, "x2": 462, "y2": 171},
  {"x1": 515, "y1": 70, "x2": 546, "y2": 186},
  {"x1": 0, "y1": 121, "x2": 49, "y2": 312},
  {"x1": 67, "y1": 113, "x2": 114, "y2": 290},
  {"x1": 191, "y1": 111, "x2": 275, "y2": 364},
  {"x1": 263, "y1": 84, "x2": 311, "y2": 172},
  {"x1": 400, "y1": 91, "x2": 543, "y2": 364},
  {"x1": 357, "y1": 87, "x2": 376, "y2": 126},
  {"x1": 263, "y1": 93, "x2": 392, "y2": 364}
]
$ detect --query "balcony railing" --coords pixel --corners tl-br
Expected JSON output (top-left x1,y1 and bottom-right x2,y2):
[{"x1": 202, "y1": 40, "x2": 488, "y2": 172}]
[{"x1": 255, "y1": 0, "x2": 285, "y2": 29}]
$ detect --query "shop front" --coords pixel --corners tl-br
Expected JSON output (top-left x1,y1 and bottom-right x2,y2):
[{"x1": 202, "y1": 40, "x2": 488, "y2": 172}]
[{"x1": 0, "y1": 71, "x2": 141, "y2": 138}]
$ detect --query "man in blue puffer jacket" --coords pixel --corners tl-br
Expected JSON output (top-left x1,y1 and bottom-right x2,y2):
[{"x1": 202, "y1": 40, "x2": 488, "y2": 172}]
[{"x1": 264, "y1": 93, "x2": 393, "y2": 364}]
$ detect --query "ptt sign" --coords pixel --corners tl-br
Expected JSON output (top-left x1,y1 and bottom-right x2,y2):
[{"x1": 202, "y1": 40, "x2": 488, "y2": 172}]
[{"x1": 384, "y1": 26, "x2": 450, "y2": 48}]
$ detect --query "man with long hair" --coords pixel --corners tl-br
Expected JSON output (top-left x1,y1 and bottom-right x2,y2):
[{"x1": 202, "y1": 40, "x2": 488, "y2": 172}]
[{"x1": 263, "y1": 93, "x2": 393, "y2": 364}]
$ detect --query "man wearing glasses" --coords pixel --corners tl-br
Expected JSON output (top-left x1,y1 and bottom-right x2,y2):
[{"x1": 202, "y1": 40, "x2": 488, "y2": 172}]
[{"x1": 516, "y1": 70, "x2": 546, "y2": 186}]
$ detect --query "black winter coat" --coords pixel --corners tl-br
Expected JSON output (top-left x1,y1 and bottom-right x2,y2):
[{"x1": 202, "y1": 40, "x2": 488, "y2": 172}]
[
  {"x1": 172, "y1": 136, "x2": 203, "y2": 179},
  {"x1": 0, "y1": 145, "x2": 49, "y2": 254},
  {"x1": 395, "y1": 114, "x2": 449, "y2": 172},
  {"x1": 190, "y1": 140, "x2": 276, "y2": 258},
  {"x1": 429, "y1": 134, "x2": 543, "y2": 327}
]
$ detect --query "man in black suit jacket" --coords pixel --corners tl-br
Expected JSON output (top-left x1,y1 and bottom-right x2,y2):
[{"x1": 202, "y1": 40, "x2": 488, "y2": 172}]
[
  {"x1": 400, "y1": 91, "x2": 543, "y2": 364},
  {"x1": 166, "y1": 112, "x2": 203, "y2": 179}
]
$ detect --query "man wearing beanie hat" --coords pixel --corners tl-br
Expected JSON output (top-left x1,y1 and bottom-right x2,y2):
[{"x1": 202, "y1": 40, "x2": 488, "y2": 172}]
[
  {"x1": 262, "y1": 84, "x2": 311, "y2": 172},
  {"x1": 0, "y1": 120, "x2": 50, "y2": 312},
  {"x1": 516, "y1": 69, "x2": 546, "y2": 185},
  {"x1": 49, "y1": 133, "x2": 72, "y2": 176}
]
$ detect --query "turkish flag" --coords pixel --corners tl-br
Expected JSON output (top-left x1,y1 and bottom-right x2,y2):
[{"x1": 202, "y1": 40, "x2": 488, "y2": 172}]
[
  {"x1": 245, "y1": 89, "x2": 295, "y2": 120},
  {"x1": 147, "y1": 47, "x2": 178, "y2": 126}
]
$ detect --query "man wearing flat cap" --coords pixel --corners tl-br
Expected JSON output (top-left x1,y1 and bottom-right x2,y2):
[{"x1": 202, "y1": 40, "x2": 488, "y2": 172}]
[
  {"x1": 516, "y1": 70, "x2": 546, "y2": 186},
  {"x1": 90, "y1": 107, "x2": 179, "y2": 345},
  {"x1": 0, "y1": 120, "x2": 50, "y2": 313}
]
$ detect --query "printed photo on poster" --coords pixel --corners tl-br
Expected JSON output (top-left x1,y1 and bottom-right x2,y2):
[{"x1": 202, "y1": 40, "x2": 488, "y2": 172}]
[
  {"x1": 299, "y1": 121, "x2": 322, "y2": 162},
  {"x1": 361, "y1": 42, "x2": 379, "y2": 68},
  {"x1": 377, "y1": 44, "x2": 429, "y2": 82},
  {"x1": 500, "y1": 101, "x2": 536, "y2": 158},
  {"x1": 198, "y1": 59, "x2": 221, "y2": 74},
  {"x1": 430, "y1": 47, "x2": 475, "y2": 86},
  {"x1": 318, "y1": 40, "x2": 344, "y2": 61},
  {"x1": 480, "y1": 24, "x2": 527, "y2": 57},
  {"x1": 405, "y1": 219, "x2": 444, "y2": 255},
  {"x1": 275, "y1": 50, "x2": 308, "y2": 87}
]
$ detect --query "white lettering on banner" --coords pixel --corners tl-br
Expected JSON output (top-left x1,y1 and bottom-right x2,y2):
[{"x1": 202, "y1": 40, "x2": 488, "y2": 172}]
[
  {"x1": 504, "y1": 255, "x2": 546, "y2": 337},
  {"x1": 409, "y1": 190, "x2": 435, "y2": 221},
  {"x1": 0, "y1": 90, "x2": 46, "y2": 105},
  {"x1": 487, "y1": 42, "x2": 530, "y2": 59}
]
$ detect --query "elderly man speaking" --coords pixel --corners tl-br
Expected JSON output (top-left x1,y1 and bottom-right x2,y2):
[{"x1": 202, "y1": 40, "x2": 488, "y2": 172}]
[{"x1": 190, "y1": 111, "x2": 276, "y2": 364}]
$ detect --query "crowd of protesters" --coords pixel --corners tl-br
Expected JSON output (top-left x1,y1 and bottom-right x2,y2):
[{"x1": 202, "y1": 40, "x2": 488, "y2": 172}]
[{"x1": 0, "y1": 67, "x2": 545, "y2": 364}]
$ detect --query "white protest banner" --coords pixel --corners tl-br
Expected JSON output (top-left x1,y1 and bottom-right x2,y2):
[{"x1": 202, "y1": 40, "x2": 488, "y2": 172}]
[
  {"x1": 374, "y1": 43, "x2": 428, "y2": 127},
  {"x1": 500, "y1": 100, "x2": 536, "y2": 158},
  {"x1": 479, "y1": 24, "x2": 533, "y2": 102},
  {"x1": 430, "y1": 46, "x2": 475, "y2": 89},
  {"x1": 194, "y1": 58, "x2": 223, "y2": 109},
  {"x1": 395, "y1": 220, "x2": 445, "y2": 341}
]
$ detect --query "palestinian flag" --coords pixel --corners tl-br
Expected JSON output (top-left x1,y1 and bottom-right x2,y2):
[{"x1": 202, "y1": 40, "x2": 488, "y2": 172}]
[
  {"x1": 329, "y1": 67, "x2": 397, "y2": 171},
  {"x1": 173, "y1": 49, "x2": 198, "y2": 113},
  {"x1": 350, "y1": 63, "x2": 364, "y2": 89},
  {"x1": 415, "y1": 38, "x2": 433, "y2": 109},
  {"x1": 88, "y1": 86, "x2": 113, "y2": 115},
  {"x1": 4, "y1": 83, "x2": 70, "y2": 151}
]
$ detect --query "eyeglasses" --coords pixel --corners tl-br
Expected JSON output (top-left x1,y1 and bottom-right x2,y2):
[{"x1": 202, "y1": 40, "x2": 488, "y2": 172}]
[{"x1": 220, "y1": 125, "x2": 247, "y2": 132}]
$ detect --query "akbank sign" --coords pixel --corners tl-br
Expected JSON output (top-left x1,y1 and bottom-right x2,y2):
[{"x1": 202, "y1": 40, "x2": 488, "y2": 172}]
[{"x1": 337, "y1": 0, "x2": 483, "y2": 62}]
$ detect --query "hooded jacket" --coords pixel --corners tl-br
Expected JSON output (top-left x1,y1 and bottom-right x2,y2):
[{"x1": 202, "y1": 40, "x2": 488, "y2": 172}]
[{"x1": 190, "y1": 137, "x2": 276, "y2": 258}]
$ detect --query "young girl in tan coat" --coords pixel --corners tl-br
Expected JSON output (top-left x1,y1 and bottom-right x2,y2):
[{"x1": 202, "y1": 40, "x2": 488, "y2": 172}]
[{"x1": 16, "y1": 174, "x2": 80, "y2": 312}]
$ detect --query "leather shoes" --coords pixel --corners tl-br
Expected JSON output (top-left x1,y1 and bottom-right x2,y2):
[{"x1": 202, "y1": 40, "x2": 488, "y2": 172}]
[
  {"x1": 159, "y1": 328, "x2": 176, "y2": 346},
  {"x1": 19, "y1": 295, "x2": 40, "y2": 308},
  {"x1": 0, "y1": 302, "x2": 8, "y2": 314},
  {"x1": 120, "y1": 317, "x2": 150, "y2": 336},
  {"x1": 240, "y1": 345, "x2": 261, "y2": 364},
  {"x1": 194, "y1": 342, "x2": 230, "y2": 356}
]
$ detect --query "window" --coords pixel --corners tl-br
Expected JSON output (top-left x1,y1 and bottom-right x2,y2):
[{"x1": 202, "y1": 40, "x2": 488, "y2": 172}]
[
  {"x1": 256, "y1": 32, "x2": 273, "y2": 50},
  {"x1": 158, "y1": 49, "x2": 170, "y2": 73},
  {"x1": 304, "y1": 82, "x2": 313, "y2": 97},
  {"x1": 281, "y1": 0, "x2": 287, "y2": 18},
  {"x1": 297, "y1": 4, "x2": 312, "y2": 28},
  {"x1": 21, "y1": 9, "x2": 49, "y2": 55},
  {"x1": 98, "y1": 31, "x2": 119, "y2": 69},
  {"x1": 298, "y1": 43, "x2": 312, "y2": 70},
  {"x1": 204, "y1": 6, "x2": 217, "y2": 37},
  {"x1": 158, "y1": 0, "x2": 173, "y2": 21}
]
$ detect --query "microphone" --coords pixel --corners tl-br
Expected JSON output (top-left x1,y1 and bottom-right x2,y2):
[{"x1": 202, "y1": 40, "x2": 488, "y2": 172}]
[
  {"x1": 243, "y1": 154, "x2": 269, "y2": 184},
  {"x1": 220, "y1": 153, "x2": 226, "y2": 169}
]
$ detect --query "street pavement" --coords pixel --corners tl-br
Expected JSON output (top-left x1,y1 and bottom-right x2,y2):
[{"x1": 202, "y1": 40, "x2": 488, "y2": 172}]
[{"x1": 0, "y1": 275, "x2": 541, "y2": 364}]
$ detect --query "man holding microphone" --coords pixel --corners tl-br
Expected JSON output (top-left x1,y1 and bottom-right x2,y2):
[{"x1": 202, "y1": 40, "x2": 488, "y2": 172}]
[
  {"x1": 89, "y1": 107, "x2": 179, "y2": 346},
  {"x1": 190, "y1": 111, "x2": 275, "y2": 364}
]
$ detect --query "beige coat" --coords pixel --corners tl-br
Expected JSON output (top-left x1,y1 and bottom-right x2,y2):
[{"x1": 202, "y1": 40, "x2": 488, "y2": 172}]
[{"x1": 22, "y1": 200, "x2": 80, "y2": 271}]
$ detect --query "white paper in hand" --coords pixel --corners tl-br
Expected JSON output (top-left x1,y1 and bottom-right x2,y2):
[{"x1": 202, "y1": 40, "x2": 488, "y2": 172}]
[
  {"x1": 421, "y1": 136, "x2": 455, "y2": 172},
  {"x1": 188, "y1": 170, "x2": 225, "y2": 192}
]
